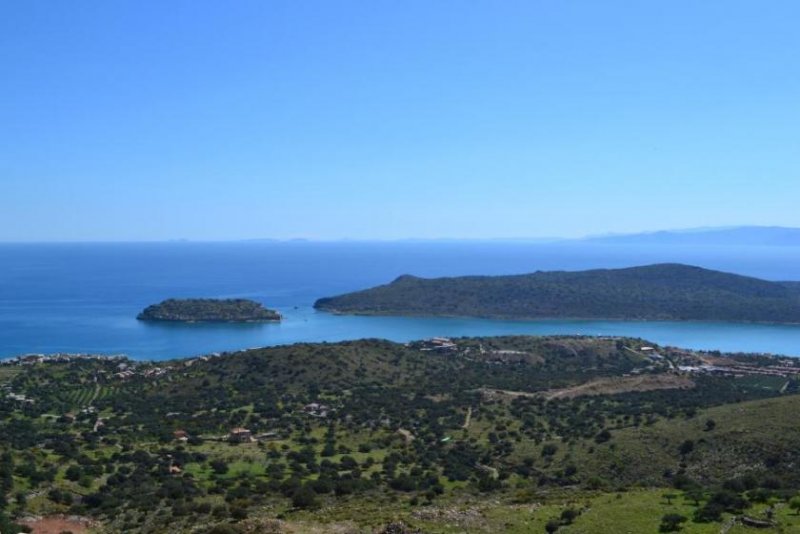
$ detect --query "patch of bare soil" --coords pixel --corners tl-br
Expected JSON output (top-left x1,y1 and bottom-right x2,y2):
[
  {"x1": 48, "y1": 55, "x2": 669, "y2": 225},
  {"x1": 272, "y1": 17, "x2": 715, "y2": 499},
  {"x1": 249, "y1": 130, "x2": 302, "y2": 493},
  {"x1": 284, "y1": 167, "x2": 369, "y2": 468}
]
[
  {"x1": 235, "y1": 518, "x2": 362, "y2": 533},
  {"x1": 412, "y1": 506, "x2": 487, "y2": 530},
  {"x1": 477, "y1": 387, "x2": 533, "y2": 399},
  {"x1": 397, "y1": 428, "x2": 415, "y2": 443},
  {"x1": 18, "y1": 515, "x2": 96, "y2": 534},
  {"x1": 543, "y1": 373, "x2": 695, "y2": 400}
]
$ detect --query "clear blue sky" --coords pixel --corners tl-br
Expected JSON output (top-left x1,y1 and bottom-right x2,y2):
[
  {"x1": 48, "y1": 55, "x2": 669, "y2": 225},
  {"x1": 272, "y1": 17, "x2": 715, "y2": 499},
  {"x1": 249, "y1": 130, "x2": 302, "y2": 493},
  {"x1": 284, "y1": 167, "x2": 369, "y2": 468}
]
[{"x1": 2, "y1": 1, "x2": 799, "y2": 241}]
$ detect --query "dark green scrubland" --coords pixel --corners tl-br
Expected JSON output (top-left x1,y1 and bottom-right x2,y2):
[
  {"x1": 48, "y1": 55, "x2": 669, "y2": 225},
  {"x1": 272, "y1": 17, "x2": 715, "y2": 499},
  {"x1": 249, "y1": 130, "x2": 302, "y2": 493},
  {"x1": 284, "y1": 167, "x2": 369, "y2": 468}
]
[
  {"x1": 137, "y1": 298, "x2": 281, "y2": 322},
  {"x1": 315, "y1": 263, "x2": 800, "y2": 322},
  {"x1": 4, "y1": 335, "x2": 800, "y2": 532}
]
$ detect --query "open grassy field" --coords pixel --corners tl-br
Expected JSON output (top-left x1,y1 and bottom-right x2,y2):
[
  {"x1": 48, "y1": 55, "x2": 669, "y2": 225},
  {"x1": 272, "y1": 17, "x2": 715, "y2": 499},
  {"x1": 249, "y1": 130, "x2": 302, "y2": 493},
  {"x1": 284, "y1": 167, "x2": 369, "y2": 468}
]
[
  {"x1": 0, "y1": 366, "x2": 21, "y2": 384},
  {"x1": 212, "y1": 488, "x2": 800, "y2": 533}
]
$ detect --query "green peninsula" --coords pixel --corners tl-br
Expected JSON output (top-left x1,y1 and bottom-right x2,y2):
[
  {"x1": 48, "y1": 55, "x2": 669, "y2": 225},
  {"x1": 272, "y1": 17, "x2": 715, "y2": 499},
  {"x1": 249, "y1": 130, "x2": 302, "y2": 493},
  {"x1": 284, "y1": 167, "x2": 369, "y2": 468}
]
[
  {"x1": 137, "y1": 298, "x2": 281, "y2": 323},
  {"x1": 314, "y1": 263, "x2": 800, "y2": 322}
]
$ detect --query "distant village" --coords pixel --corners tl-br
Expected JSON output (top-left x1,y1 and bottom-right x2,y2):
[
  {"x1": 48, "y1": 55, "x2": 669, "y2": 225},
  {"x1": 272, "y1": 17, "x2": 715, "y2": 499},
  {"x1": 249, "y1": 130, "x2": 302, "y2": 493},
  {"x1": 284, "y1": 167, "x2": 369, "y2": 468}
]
[
  {"x1": 408, "y1": 337, "x2": 800, "y2": 381},
  {"x1": 6, "y1": 339, "x2": 800, "y2": 383},
  {"x1": 2, "y1": 352, "x2": 128, "y2": 365}
]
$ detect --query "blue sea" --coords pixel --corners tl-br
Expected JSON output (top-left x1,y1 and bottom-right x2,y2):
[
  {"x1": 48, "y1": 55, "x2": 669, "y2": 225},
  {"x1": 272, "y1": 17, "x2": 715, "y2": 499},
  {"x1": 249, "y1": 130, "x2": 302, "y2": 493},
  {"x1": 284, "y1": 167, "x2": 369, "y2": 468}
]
[{"x1": 2, "y1": 241, "x2": 800, "y2": 360}]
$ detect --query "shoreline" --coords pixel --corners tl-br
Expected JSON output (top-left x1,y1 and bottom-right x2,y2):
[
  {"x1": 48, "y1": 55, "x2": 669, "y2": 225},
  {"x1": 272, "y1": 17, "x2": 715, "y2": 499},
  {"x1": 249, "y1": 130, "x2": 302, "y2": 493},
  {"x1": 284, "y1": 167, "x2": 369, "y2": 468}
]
[{"x1": 313, "y1": 307, "x2": 800, "y2": 327}]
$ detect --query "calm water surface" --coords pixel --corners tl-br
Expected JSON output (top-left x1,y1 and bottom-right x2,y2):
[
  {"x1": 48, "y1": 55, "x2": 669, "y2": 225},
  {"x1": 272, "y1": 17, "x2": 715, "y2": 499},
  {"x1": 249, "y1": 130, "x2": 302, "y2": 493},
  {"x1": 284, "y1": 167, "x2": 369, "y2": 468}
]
[{"x1": 2, "y1": 241, "x2": 800, "y2": 360}]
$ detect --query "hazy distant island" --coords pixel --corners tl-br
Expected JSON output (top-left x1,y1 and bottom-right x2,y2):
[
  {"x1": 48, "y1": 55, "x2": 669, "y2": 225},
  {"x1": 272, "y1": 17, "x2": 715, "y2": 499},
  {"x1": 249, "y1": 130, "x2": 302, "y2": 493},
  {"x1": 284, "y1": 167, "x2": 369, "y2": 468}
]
[
  {"x1": 315, "y1": 263, "x2": 800, "y2": 323},
  {"x1": 137, "y1": 298, "x2": 281, "y2": 323},
  {"x1": 578, "y1": 225, "x2": 800, "y2": 247}
]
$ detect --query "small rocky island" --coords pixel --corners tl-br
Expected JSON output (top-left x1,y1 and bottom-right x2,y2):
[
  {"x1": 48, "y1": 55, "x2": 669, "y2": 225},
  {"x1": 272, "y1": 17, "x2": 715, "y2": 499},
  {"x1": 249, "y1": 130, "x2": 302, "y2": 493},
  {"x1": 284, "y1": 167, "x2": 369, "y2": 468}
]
[{"x1": 137, "y1": 298, "x2": 281, "y2": 323}]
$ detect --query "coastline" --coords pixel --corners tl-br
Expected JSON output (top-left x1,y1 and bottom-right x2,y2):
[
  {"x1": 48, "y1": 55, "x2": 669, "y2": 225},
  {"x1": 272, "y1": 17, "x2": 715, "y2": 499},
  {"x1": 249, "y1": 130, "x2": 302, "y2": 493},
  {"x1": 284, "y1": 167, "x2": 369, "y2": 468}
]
[
  {"x1": 136, "y1": 317, "x2": 281, "y2": 324},
  {"x1": 313, "y1": 307, "x2": 800, "y2": 327}
]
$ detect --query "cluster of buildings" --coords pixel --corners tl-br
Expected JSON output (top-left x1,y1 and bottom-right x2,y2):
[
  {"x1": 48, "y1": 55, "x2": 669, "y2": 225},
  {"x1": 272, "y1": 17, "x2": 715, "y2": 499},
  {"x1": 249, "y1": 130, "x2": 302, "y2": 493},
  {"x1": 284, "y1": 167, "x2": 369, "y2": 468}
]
[
  {"x1": 303, "y1": 402, "x2": 332, "y2": 418},
  {"x1": 4, "y1": 391, "x2": 34, "y2": 404},
  {"x1": 415, "y1": 337, "x2": 458, "y2": 352},
  {"x1": 113, "y1": 362, "x2": 170, "y2": 380},
  {"x1": 678, "y1": 361, "x2": 800, "y2": 378},
  {"x1": 1, "y1": 353, "x2": 126, "y2": 366},
  {"x1": 228, "y1": 427, "x2": 253, "y2": 443}
]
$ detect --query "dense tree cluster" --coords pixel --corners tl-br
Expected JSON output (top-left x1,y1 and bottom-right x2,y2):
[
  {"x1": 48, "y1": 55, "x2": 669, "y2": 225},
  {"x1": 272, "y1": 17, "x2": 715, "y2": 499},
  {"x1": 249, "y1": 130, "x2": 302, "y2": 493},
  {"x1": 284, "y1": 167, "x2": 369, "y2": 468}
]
[{"x1": 137, "y1": 298, "x2": 280, "y2": 322}]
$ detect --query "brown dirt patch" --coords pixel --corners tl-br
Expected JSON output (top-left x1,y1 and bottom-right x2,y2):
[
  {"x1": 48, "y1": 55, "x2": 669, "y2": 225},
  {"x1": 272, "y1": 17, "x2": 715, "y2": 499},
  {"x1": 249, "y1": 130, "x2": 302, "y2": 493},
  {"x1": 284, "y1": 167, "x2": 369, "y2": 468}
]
[
  {"x1": 543, "y1": 373, "x2": 695, "y2": 400},
  {"x1": 19, "y1": 515, "x2": 96, "y2": 534},
  {"x1": 412, "y1": 506, "x2": 487, "y2": 529}
]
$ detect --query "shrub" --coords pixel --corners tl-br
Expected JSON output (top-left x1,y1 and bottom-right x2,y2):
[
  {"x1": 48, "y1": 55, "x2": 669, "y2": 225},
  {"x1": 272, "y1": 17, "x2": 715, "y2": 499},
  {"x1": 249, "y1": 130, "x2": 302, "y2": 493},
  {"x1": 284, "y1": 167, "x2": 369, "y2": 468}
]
[
  {"x1": 291, "y1": 484, "x2": 318, "y2": 509},
  {"x1": 594, "y1": 429, "x2": 612, "y2": 443},
  {"x1": 210, "y1": 460, "x2": 229, "y2": 475},
  {"x1": 541, "y1": 444, "x2": 558, "y2": 457},
  {"x1": 659, "y1": 513, "x2": 687, "y2": 532},
  {"x1": 560, "y1": 508, "x2": 579, "y2": 524},
  {"x1": 545, "y1": 519, "x2": 561, "y2": 533}
]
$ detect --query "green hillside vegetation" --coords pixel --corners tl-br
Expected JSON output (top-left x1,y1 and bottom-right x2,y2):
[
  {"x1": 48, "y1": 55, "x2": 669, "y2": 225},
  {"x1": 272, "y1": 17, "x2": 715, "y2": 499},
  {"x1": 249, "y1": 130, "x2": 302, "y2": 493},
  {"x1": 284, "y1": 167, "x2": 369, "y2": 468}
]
[
  {"x1": 314, "y1": 263, "x2": 800, "y2": 322},
  {"x1": 137, "y1": 298, "x2": 281, "y2": 322},
  {"x1": 2, "y1": 336, "x2": 800, "y2": 532}
]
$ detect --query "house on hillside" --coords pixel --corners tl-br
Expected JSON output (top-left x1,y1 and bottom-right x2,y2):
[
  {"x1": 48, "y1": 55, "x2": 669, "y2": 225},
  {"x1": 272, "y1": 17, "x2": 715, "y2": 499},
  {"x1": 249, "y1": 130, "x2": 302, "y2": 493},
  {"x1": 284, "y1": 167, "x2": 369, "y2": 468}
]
[
  {"x1": 173, "y1": 429, "x2": 189, "y2": 442},
  {"x1": 228, "y1": 427, "x2": 253, "y2": 443},
  {"x1": 419, "y1": 337, "x2": 458, "y2": 352},
  {"x1": 303, "y1": 402, "x2": 331, "y2": 418}
]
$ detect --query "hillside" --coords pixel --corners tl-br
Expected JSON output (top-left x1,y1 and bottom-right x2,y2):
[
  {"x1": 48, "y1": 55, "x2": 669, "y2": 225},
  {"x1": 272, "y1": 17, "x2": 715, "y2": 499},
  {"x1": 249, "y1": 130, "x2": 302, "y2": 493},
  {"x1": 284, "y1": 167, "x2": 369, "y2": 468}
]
[
  {"x1": 3, "y1": 336, "x2": 800, "y2": 532},
  {"x1": 314, "y1": 263, "x2": 800, "y2": 322},
  {"x1": 137, "y1": 298, "x2": 281, "y2": 322}
]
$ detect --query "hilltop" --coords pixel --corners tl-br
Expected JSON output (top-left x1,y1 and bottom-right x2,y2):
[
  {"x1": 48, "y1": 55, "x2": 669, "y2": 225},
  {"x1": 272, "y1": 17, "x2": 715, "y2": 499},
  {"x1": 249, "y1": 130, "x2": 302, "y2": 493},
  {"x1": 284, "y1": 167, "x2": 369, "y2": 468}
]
[
  {"x1": 137, "y1": 298, "x2": 281, "y2": 323},
  {"x1": 314, "y1": 263, "x2": 800, "y2": 322}
]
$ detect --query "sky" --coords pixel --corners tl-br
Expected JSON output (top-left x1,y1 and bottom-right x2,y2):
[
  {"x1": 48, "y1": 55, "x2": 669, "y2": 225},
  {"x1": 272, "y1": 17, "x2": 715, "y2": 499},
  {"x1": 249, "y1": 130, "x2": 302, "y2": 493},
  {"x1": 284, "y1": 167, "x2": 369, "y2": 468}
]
[{"x1": 1, "y1": 1, "x2": 799, "y2": 241}]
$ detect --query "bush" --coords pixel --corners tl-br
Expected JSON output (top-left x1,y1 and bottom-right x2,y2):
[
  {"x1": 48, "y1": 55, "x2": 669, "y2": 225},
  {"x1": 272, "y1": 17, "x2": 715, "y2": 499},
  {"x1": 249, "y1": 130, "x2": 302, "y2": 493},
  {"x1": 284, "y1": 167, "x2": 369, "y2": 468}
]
[
  {"x1": 659, "y1": 513, "x2": 687, "y2": 532},
  {"x1": 211, "y1": 504, "x2": 228, "y2": 518},
  {"x1": 560, "y1": 508, "x2": 579, "y2": 524},
  {"x1": 230, "y1": 505, "x2": 248, "y2": 520},
  {"x1": 194, "y1": 502, "x2": 212, "y2": 514},
  {"x1": 694, "y1": 490, "x2": 747, "y2": 522},
  {"x1": 311, "y1": 477, "x2": 333, "y2": 494},
  {"x1": 210, "y1": 460, "x2": 229, "y2": 475},
  {"x1": 594, "y1": 429, "x2": 612, "y2": 443},
  {"x1": 65, "y1": 465, "x2": 82, "y2": 482},
  {"x1": 678, "y1": 440, "x2": 694, "y2": 456},
  {"x1": 585, "y1": 476, "x2": 606, "y2": 490},
  {"x1": 291, "y1": 484, "x2": 318, "y2": 509},
  {"x1": 790, "y1": 495, "x2": 800, "y2": 515},
  {"x1": 541, "y1": 444, "x2": 558, "y2": 457}
]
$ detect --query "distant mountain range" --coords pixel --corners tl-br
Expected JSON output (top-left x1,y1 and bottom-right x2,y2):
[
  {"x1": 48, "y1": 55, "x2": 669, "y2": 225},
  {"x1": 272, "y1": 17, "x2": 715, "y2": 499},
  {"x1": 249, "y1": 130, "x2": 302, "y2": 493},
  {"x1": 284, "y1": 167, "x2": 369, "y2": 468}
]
[
  {"x1": 315, "y1": 263, "x2": 800, "y2": 323},
  {"x1": 578, "y1": 226, "x2": 800, "y2": 246},
  {"x1": 234, "y1": 226, "x2": 800, "y2": 246}
]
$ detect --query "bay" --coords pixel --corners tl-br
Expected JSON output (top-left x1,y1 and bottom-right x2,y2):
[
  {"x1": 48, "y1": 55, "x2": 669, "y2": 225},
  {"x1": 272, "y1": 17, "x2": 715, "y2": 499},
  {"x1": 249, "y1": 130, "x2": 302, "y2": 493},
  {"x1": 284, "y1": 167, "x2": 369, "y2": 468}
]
[{"x1": 1, "y1": 241, "x2": 800, "y2": 360}]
